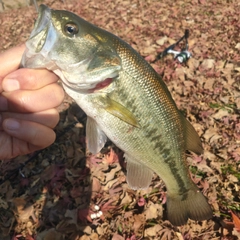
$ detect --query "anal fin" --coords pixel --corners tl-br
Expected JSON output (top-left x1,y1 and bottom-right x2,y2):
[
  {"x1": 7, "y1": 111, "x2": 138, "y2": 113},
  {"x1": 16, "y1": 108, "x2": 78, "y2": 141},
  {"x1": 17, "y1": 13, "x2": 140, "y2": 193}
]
[
  {"x1": 125, "y1": 154, "x2": 153, "y2": 190},
  {"x1": 86, "y1": 117, "x2": 107, "y2": 154}
]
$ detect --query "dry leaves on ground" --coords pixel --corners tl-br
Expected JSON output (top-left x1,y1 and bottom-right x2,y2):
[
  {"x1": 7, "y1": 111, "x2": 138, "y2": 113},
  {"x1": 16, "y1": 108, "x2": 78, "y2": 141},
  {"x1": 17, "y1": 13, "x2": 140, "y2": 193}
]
[{"x1": 0, "y1": 0, "x2": 240, "y2": 239}]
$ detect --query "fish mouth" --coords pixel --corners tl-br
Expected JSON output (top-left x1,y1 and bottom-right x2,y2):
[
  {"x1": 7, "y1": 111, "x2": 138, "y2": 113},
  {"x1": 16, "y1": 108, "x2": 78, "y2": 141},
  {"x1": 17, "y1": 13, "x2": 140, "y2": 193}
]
[
  {"x1": 65, "y1": 79, "x2": 114, "y2": 93},
  {"x1": 28, "y1": 5, "x2": 52, "y2": 53},
  {"x1": 54, "y1": 55, "x2": 119, "y2": 93},
  {"x1": 23, "y1": 4, "x2": 59, "y2": 63},
  {"x1": 57, "y1": 68, "x2": 116, "y2": 94},
  {"x1": 20, "y1": 5, "x2": 56, "y2": 69},
  {"x1": 90, "y1": 78, "x2": 113, "y2": 92}
]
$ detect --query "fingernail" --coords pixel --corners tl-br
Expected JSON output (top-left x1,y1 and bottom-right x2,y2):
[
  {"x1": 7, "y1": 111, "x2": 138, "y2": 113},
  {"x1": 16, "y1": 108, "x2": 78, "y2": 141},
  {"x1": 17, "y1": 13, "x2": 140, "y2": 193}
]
[
  {"x1": 3, "y1": 79, "x2": 20, "y2": 91},
  {"x1": 4, "y1": 118, "x2": 20, "y2": 130},
  {"x1": 0, "y1": 96, "x2": 8, "y2": 111}
]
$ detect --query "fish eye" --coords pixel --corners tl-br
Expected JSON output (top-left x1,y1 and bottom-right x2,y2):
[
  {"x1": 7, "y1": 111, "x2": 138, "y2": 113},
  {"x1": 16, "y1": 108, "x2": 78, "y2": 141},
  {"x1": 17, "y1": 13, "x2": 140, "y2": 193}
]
[{"x1": 64, "y1": 22, "x2": 79, "y2": 36}]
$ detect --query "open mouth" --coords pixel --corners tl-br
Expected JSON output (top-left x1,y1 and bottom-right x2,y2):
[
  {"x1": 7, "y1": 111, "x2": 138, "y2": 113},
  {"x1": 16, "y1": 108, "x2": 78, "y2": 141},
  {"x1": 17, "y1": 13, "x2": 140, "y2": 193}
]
[
  {"x1": 89, "y1": 78, "x2": 113, "y2": 92},
  {"x1": 29, "y1": 5, "x2": 51, "y2": 49}
]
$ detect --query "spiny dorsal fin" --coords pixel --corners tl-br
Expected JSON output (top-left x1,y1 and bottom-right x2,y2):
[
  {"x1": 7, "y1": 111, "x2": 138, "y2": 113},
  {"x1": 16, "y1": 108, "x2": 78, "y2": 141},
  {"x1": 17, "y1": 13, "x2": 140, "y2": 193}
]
[
  {"x1": 125, "y1": 154, "x2": 153, "y2": 190},
  {"x1": 181, "y1": 115, "x2": 203, "y2": 155}
]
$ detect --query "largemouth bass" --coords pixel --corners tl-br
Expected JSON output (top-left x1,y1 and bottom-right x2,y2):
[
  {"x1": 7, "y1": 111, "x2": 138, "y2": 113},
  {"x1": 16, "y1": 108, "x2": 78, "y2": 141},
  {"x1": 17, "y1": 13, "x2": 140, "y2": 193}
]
[{"x1": 21, "y1": 5, "x2": 212, "y2": 225}]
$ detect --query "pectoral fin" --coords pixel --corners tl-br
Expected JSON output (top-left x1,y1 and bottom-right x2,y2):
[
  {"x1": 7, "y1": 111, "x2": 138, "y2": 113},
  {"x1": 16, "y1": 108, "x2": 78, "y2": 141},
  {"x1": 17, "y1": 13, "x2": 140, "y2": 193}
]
[
  {"x1": 125, "y1": 154, "x2": 153, "y2": 190},
  {"x1": 104, "y1": 97, "x2": 140, "y2": 128},
  {"x1": 182, "y1": 115, "x2": 203, "y2": 155},
  {"x1": 86, "y1": 117, "x2": 107, "y2": 154}
]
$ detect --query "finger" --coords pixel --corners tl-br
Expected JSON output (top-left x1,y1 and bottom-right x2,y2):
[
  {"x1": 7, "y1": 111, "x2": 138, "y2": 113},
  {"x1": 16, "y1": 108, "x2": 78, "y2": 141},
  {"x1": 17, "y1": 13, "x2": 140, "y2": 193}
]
[
  {"x1": 0, "y1": 44, "x2": 25, "y2": 92},
  {"x1": 2, "y1": 118, "x2": 56, "y2": 148},
  {"x1": 0, "y1": 109, "x2": 60, "y2": 130},
  {"x1": 0, "y1": 132, "x2": 33, "y2": 159},
  {"x1": 1, "y1": 83, "x2": 65, "y2": 112},
  {"x1": 2, "y1": 68, "x2": 59, "y2": 92}
]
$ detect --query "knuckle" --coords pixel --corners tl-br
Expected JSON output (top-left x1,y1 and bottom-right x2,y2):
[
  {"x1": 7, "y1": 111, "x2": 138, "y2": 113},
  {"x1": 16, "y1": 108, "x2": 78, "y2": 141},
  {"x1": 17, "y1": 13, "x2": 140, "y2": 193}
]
[
  {"x1": 49, "y1": 109, "x2": 60, "y2": 128},
  {"x1": 51, "y1": 84, "x2": 65, "y2": 103},
  {"x1": 17, "y1": 69, "x2": 39, "y2": 89}
]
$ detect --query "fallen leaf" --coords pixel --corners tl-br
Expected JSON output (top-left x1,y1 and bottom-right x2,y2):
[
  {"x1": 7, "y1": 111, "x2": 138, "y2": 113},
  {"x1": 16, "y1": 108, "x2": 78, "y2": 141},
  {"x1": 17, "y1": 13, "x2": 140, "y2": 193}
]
[
  {"x1": 112, "y1": 233, "x2": 124, "y2": 240},
  {"x1": 230, "y1": 211, "x2": 240, "y2": 232},
  {"x1": 212, "y1": 109, "x2": 229, "y2": 120},
  {"x1": 203, "y1": 127, "x2": 222, "y2": 144},
  {"x1": 235, "y1": 43, "x2": 240, "y2": 49},
  {"x1": 12, "y1": 198, "x2": 37, "y2": 223},
  {"x1": 201, "y1": 59, "x2": 215, "y2": 70},
  {"x1": 144, "y1": 203, "x2": 162, "y2": 220},
  {"x1": 133, "y1": 214, "x2": 145, "y2": 233},
  {"x1": 156, "y1": 36, "x2": 168, "y2": 45},
  {"x1": 42, "y1": 228, "x2": 63, "y2": 240},
  {"x1": 144, "y1": 224, "x2": 163, "y2": 237}
]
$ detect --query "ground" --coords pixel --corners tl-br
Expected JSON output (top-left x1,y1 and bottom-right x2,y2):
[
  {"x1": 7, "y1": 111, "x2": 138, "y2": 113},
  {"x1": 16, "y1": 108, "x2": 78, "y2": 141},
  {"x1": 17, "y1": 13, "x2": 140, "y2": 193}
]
[{"x1": 0, "y1": 0, "x2": 240, "y2": 239}]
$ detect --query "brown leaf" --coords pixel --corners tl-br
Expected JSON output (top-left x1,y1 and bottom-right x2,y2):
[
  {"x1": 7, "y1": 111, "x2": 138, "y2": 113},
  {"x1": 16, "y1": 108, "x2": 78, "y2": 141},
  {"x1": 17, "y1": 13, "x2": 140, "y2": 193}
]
[
  {"x1": 112, "y1": 233, "x2": 124, "y2": 240},
  {"x1": 175, "y1": 67, "x2": 185, "y2": 82},
  {"x1": 201, "y1": 59, "x2": 215, "y2": 70},
  {"x1": 212, "y1": 109, "x2": 229, "y2": 120},
  {"x1": 144, "y1": 203, "x2": 162, "y2": 220},
  {"x1": 43, "y1": 228, "x2": 64, "y2": 240},
  {"x1": 144, "y1": 224, "x2": 163, "y2": 237},
  {"x1": 235, "y1": 43, "x2": 240, "y2": 50},
  {"x1": 156, "y1": 36, "x2": 168, "y2": 45},
  {"x1": 133, "y1": 214, "x2": 145, "y2": 232},
  {"x1": 230, "y1": 211, "x2": 240, "y2": 232},
  {"x1": 203, "y1": 127, "x2": 222, "y2": 144},
  {"x1": 12, "y1": 198, "x2": 37, "y2": 223}
]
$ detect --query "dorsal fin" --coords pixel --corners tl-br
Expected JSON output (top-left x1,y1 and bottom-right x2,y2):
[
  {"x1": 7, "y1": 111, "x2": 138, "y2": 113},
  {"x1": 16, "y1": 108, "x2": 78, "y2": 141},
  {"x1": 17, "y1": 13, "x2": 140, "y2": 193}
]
[{"x1": 181, "y1": 115, "x2": 203, "y2": 155}]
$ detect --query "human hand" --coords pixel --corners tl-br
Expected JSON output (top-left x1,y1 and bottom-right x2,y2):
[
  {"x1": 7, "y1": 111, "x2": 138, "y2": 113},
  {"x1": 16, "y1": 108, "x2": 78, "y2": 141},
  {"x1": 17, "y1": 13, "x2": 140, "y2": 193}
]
[{"x1": 0, "y1": 45, "x2": 64, "y2": 159}]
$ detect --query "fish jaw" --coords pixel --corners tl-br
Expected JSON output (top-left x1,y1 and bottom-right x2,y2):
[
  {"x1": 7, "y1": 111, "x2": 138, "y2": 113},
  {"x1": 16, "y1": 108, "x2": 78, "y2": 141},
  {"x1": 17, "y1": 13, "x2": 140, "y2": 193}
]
[{"x1": 21, "y1": 5, "x2": 58, "y2": 69}]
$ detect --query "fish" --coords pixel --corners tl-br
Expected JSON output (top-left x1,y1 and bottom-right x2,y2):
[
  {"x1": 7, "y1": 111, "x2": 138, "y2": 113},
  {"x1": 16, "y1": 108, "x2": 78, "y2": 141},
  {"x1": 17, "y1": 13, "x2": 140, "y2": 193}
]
[{"x1": 21, "y1": 4, "x2": 213, "y2": 225}]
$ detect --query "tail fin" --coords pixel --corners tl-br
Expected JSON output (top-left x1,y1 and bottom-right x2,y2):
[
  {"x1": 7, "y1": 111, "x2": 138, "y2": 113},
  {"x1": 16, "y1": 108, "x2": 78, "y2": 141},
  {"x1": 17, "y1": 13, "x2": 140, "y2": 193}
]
[{"x1": 167, "y1": 188, "x2": 213, "y2": 226}]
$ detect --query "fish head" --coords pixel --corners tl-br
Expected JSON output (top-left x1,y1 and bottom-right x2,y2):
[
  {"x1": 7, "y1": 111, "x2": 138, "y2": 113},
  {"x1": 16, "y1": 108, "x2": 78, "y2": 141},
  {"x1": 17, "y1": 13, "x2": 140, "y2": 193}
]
[{"x1": 21, "y1": 5, "x2": 121, "y2": 92}]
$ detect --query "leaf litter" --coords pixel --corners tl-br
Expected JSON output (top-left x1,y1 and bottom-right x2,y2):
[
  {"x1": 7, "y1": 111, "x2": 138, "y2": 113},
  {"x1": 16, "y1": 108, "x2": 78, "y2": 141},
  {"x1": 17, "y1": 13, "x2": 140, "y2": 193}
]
[{"x1": 0, "y1": 0, "x2": 240, "y2": 239}]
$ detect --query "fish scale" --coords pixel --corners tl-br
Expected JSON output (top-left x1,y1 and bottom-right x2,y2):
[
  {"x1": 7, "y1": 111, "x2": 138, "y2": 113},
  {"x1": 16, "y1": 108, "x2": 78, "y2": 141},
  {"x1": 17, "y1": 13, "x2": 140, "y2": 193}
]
[
  {"x1": 87, "y1": 45, "x2": 193, "y2": 198},
  {"x1": 21, "y1": 4, "x2": 213, "y2": 225},
  {"x1": 112, "y1": 43, "x2": 183, "y2": 160}
]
